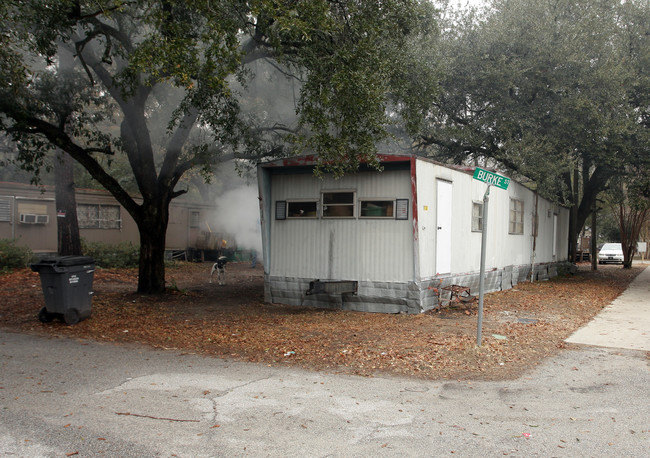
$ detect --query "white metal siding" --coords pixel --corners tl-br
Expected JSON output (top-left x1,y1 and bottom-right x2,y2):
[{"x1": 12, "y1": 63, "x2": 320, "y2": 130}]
[
  {"x1": 269, "y1": 169, "x2": 413, "y2": 282},
  {"x1": 415, "y1": 158, "x2": 568, "y2": 280}
]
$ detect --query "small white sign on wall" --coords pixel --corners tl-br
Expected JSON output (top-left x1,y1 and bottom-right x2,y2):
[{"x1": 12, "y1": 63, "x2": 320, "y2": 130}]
[{"x1": 396, "y1": 199, "x2": 409, "y2": 220}]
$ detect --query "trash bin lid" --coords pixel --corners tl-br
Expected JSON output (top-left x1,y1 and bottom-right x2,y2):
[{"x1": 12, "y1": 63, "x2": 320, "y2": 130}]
[
  {"x1": 32, "y1": 256, "x2": 94, "y2": 268},
  {"x1": 54, "y1": 256, "x2": 95, "y2": 266}
]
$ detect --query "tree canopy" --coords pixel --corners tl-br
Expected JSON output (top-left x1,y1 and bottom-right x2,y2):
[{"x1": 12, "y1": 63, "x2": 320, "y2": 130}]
[
  {"x1": 422, "y1": 0, "x2": 649, "y2": 253},
  {"x1": 0, "y1": 0, "x2": 440, "y2": 292}
]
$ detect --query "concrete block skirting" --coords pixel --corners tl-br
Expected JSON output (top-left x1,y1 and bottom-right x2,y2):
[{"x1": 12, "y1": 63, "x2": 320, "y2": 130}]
[{"x1": 264, "y1": 261, "x2": 570, "y2": 314}]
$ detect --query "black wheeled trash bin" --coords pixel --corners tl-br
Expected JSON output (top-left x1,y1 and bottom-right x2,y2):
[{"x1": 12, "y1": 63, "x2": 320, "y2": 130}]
[{"x1": 30, "y1": 256, "x2": 95, "y2": 325}]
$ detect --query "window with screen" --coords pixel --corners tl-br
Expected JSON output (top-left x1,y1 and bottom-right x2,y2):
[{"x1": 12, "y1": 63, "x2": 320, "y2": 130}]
[
  {"x1": 472, "y1": 202, "x2": 483, "y2": 232},
  {"x1": 322, "y1": 191, "x2": 354, "y2": 218},
  {"x1": 78, "y1": 204, "x2": 121, "y2": 229},
  {"x1": 509, "y1": 199, "x2": 524, "y2": 234},
  {"x1": 0, "y1": 198, "x2": 10, "y2": 222},
  {"x1": 190, "y1": 211, "x2": 200, "y2": 228}
]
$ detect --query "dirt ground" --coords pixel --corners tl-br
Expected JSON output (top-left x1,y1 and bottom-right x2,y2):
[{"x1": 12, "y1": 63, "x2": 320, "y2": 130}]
[{"x1": 0, "y1": 261, "x2": 644, "y2": 381}]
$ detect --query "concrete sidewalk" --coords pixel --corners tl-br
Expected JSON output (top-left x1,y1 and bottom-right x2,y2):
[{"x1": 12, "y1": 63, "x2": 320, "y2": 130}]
[{"x1": 566, "y1": 264, "x2": 650, "y2": 351}]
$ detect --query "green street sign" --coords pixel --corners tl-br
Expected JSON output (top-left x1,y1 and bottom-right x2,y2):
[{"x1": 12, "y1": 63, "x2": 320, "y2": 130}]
[{"x1": 473, "y1": 168, "x2": 510, "y2": 190}]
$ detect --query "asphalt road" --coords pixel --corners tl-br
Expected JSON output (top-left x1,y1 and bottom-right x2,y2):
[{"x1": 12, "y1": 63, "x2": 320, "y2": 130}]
[{"x1": 0, "y1": 328, "x2": 647, "y2": 457}]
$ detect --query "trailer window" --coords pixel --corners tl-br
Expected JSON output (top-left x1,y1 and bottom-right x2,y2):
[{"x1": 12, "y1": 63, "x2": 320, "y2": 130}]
[
  {"x1": 0, "y1": 198, "x2": 10, "y2": 222},
  {"x1": 322, "y1": 191, "x2": 355, "y2": 218},
  {"x1": 472, "y1": 202, "x2": 483, "y2": 232},
  {"x1": 78, "y1": 204, "x2": 121, "y2": 229},
  {"x1": 509, "y1": 199, "x2": 524, "y2": 234},
  {"x1": 288, "y1": 201, "x2": 318, "y2": 218},
  {"x1": 360, "y1": 200, "x2": 394, "y2": 218},
  {"x1": 190, "y1": 211, "x2": 200, "y2": 228}
]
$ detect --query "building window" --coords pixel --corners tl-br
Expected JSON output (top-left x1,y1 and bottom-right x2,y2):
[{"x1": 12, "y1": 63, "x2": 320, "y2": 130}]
[
  {"x1": 78, "y1": 204, "x2": 121, "y2": 229},
  {"x1": 360, "y1": 200, "x2": 394, "y2": 218},
  {"x1": 472, "y1": 202, "x2": 483, "y2": 232},
  {"x1": 322, "y1": 191, "x2": 355, "y2": 218},
  {"x1": 287, "y1": 201, "x2": 318, "y2": 218},
  {"x1": 0, "y1": 198, "x2": 11, "y2": 222},
  {"x1": 509, "y1": 199, "x2": 524, "y2": 234},
  {"x1": 190, "y1": 211, "x2": 200, "y2": 228}
]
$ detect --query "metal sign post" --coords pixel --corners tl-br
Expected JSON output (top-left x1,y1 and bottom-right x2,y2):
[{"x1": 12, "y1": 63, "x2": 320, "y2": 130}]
[
  {"x1": 477, "y1": 185, "x2": 489, "y2": 346},
  {"x1": 473, "y1": 167, "x2": 510, "y2": 347}
]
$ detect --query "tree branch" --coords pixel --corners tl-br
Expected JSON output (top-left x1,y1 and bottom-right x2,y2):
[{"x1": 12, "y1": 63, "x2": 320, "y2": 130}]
[
  {"x1": 159, "y1": 107, "x2": 199, "y2": 184},
  {"x1": 16, "y1": 116, "x2": 140, "y2": 218},
  {"x1": 68, "y1": 1, "x2": 136, "y2": 21}
]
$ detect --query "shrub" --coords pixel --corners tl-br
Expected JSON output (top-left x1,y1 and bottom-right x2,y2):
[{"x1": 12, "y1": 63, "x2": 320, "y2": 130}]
[
  {"x1": 0, "y1": 239, "x2": 34, "y2": 270},
  {"x1": 81, "y1": 240, "x2": 140, "y2": 268}
]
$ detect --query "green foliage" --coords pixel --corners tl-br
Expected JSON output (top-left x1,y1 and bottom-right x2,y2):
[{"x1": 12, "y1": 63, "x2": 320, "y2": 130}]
[
  {"x1": 0, "y1": 239, "x2": 34, "y2": 271},
  {"x1": 81, "y1": 240, "x2": 140, "y2": 269},
  {"x1": 430, "y1": 0, "x2": 647, "y2": 181},
  {"x1": 1, "y1": 0, "x2": 440, "y2": 183},
  {"x1": 286, "y1": 0, "x2": 440, "y2": 176},
  {"x1": 596, "y1": 212, "x2": 621, "y2": 245}
]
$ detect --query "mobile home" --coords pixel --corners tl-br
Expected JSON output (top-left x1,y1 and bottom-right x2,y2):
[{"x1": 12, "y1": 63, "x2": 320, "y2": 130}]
[{"x1": 258, "y1": 155, "x2": 570, "y2": 313}]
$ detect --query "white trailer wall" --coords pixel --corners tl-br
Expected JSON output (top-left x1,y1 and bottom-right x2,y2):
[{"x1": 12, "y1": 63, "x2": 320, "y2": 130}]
[
  {"x1": 415, "y1": 159, "x2": 569, "y2": 281},
  {"x1": 267, "y1": 168, "x2": 413, "y2": 282}
]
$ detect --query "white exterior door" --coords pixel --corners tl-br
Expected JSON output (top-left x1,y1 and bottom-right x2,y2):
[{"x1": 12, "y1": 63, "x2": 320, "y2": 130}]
[{"x1": 436, "y1": 180, "x2": 452, "y2": 274}]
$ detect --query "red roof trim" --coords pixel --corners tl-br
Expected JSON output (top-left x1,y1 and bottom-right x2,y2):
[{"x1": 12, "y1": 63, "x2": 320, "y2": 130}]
[{"x1": 260, "y1": 154, "x2": 413, "y2": 168}]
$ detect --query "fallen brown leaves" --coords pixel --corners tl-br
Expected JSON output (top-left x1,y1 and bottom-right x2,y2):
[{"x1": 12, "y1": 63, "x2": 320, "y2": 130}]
[{"x1": 0, "y1": 262, "x2": 643, "y2": 381}]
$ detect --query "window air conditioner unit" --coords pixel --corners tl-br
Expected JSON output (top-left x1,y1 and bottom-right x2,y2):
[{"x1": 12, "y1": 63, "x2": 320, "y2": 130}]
[
  {"x1": 20, "y1": 213, "x2": 37, "y2": 224},
  {"x1": 19, "y1": 213, "x2": 49, "y2": 224}
]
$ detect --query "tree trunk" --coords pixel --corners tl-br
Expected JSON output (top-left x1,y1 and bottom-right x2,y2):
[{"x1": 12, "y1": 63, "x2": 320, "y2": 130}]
[
  {"x1": 569, "y1": 168, "x2": 579, "y2": 262},
  {"x1": 591, "y1": 201, "x2": 597, "y2": 271},
  {"x1": 569, "y1": 166, "x2": 614, "y2": 263},
  {"x1": 55, "y1": 150, "x2": 82, "y2": 256},
  {"x1": 54, "y1": 44, "x2": 82, "y2": 257},
  {"x1": 618, "y1": 205, "x2": 648, "y2": 269},
  {"x1": 136, "y1": 198, "x2": 170, "y2": 293}
]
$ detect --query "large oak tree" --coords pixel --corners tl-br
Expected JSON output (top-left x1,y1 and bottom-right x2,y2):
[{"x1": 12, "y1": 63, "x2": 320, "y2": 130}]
[
  {"x1": 0, "y1": 0, "x2": 439, "y2": 292},
  {"x1": 421, "y1": 0, "x2": 649, "y2": 258}
]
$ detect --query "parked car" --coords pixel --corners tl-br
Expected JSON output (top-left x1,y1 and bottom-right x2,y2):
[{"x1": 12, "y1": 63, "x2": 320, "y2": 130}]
[{"x1": 598, "y1": 243, "x2": 624, "y2": 264}]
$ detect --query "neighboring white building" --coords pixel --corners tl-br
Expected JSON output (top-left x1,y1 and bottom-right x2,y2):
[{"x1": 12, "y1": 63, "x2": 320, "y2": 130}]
[{"x1": 257, "y1": 155, "x2": 570, "y2": 313}]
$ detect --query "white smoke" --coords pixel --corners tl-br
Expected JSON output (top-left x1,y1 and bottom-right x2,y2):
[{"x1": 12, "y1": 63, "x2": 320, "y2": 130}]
[{"x1": 213, "y1": 178, "x2": 262, "y2": 254}]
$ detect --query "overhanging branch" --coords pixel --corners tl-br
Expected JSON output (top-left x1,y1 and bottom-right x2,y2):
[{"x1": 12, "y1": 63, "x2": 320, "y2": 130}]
[{"x1": 17, "y1": 115, "x2": 140, "y2": 218}]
